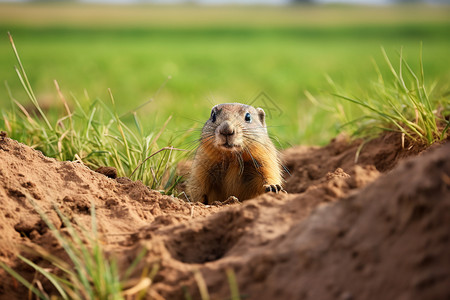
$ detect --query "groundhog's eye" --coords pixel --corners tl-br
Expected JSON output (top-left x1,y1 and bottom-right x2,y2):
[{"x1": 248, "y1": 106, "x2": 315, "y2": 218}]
[
  {"x1": 211, "y1": 111, "x2": 217, "y2": 123},
  {"x1": 245, "y1": 112, "x2": 252, "y2": 123}
]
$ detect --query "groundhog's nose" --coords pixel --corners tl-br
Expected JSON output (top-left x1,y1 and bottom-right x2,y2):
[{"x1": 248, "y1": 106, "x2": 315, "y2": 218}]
[{"x1": 219, "y1": 121, "x2": 235, "y2": 136}]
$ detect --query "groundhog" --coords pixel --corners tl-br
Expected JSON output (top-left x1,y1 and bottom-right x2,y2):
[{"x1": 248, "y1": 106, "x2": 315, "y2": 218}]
[{"x1": 187, "y1": 103, "x2": 285, "y2": 204}]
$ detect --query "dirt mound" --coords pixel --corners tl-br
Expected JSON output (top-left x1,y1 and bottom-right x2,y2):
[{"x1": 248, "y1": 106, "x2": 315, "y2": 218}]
[
  {"x1": 0, "y1": 133, "x2": 449, "y2": 299},
  {"x1": 283, "y1": 132, "x2": 427, "y2": 193}
]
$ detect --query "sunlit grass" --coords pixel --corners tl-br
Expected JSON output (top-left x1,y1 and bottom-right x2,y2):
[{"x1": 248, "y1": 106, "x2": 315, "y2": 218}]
[
  {"x1": 2, "y1": 33, "x2": 184, "y2": 194},
  {"x1": 327, "y1": 47, "x2": 449, "y2": 145}
]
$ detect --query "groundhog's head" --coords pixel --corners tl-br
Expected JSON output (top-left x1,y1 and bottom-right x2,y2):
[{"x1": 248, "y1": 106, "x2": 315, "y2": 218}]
[{"x1": 201, "y1": 103, "x2": 267, "y2": 151}]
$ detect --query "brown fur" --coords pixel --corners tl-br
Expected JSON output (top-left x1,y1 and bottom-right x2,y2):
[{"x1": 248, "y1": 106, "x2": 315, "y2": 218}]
[{"x1": 187, "y1": 103, "x2": 284, "y2": 204}]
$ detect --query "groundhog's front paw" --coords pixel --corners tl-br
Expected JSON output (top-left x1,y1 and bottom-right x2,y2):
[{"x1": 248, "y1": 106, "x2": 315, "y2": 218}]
[
  {"x1": 264, "y1": 184, "x2": 287, "y2": 194},
  {"x1": 223, "y1": 196, "x2": 240, "y2": 204},
  {"x1": 211, "y1": 196, "x2": 240, "y2": 206}
]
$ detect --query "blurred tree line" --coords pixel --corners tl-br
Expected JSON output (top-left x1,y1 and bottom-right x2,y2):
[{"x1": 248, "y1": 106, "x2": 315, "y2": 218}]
[
  {"x1": 291, "y1": 0, "x2": 450, "y2": 3},
  {"x1": 27, "y1": 0, "x2": 450, "y2": 5}
]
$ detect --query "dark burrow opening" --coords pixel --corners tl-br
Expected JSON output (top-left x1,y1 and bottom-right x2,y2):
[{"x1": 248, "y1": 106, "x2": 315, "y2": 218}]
[{"x1": 164, "y1": 209, "x2": 254, "y2": 264}]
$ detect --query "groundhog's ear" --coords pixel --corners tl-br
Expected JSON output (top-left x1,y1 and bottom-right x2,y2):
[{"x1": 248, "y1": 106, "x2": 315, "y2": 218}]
[{"x1": 256, "y1": 107, "x2": 266, "y2": 125}]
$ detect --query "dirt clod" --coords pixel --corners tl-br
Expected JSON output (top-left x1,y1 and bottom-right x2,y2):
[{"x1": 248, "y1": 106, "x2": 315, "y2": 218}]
[{"x1": 95, "y1": 166, "x2": 118, "y2": 179}]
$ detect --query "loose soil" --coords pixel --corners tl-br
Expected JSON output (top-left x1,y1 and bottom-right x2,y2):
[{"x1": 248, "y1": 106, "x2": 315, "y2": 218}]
[{"x1": 0, "y1": 132, "x2": 449, "y2": 299}]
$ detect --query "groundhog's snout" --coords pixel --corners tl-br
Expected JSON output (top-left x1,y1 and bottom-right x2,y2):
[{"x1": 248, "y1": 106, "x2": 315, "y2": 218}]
[
  {"x1": 216, "y1": 121, "x2": 239, "y2": 148},
  {"x1": 219, "y1": 121, "x2": 235, "y2": 136}
]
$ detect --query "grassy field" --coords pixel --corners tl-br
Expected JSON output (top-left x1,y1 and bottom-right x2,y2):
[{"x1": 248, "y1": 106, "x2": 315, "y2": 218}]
[{"x1": 1, "y1": 3, "x2": 450, "y2": 147}]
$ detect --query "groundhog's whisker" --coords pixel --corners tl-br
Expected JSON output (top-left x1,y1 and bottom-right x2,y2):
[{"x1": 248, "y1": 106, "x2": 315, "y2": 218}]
[
  {"x1": 242, "y1": 128, "x2": 268, "y2": 136},
  {"x1": 182, "y1": 136, "x2": 210, "y2": 150},
  {"x1": 242, "y1": 128, "x2": 266, "y2": 133},
  {"x1": 243, "y1": 130, "x2": 287, "y2": 149},
  {"x1": 243, "y1": 136, "x2": 274, "y2": 151},
  {"x1": 200, "y1": 134, "x2": 215, "y2": 142},
  {"x1": 234, "y1": 151, "x2": 245, "y2": 175},
  {"x1": 244, "y1": 147, "x2": 263, "y2": 172}
]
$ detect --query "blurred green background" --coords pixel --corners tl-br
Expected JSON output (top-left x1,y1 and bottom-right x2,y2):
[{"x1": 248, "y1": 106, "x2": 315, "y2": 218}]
[{"x1": 1, "y1": 3, "x2": 449, "y2": 146}]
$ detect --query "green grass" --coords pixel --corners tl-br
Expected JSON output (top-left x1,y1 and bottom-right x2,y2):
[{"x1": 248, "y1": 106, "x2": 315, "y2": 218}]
[
  {"x1": 1, "y1": 4, "x2": 449, "y2": 146},
  {"x1": 3, "y1": 32, "x2": 184, "y2": 194},
  {"x1": 331, "y1": 46, "x2": 449, "y2": 145}
]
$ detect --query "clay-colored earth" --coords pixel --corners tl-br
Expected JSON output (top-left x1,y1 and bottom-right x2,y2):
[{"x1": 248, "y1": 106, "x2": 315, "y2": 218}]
[{"x1": 0, "y1": 132, "x2": 449, "y2": 299}]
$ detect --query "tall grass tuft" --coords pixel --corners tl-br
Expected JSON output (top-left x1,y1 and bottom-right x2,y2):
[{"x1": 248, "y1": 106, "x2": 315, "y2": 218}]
[
  {"x1": 2, "y1": 33, "x2": 184, "y2": 194},
  {"x1": 331, "y1": 46, "x2": 449, "y2": 145}
]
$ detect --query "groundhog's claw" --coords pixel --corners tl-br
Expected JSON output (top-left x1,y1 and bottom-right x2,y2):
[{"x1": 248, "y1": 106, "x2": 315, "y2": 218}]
[{"x1": 264, "y1": 184, "x2": 286, "y2": 194}]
